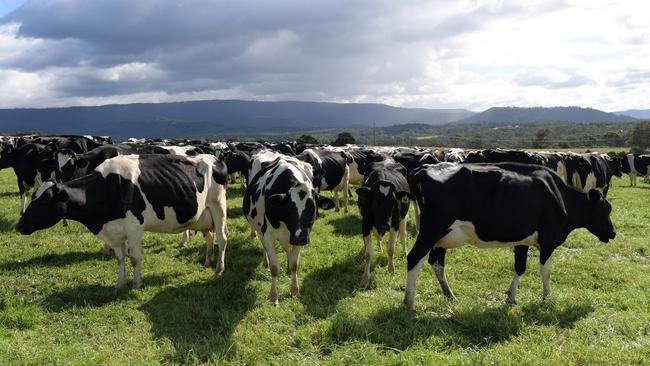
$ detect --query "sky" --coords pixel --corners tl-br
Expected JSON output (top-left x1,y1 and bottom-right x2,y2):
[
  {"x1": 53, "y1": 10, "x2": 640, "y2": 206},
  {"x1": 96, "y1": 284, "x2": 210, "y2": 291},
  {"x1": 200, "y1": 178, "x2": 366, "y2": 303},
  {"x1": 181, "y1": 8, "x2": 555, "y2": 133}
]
[{"x1": 0, "y1": 0, "x2": 648, "y2": 111}]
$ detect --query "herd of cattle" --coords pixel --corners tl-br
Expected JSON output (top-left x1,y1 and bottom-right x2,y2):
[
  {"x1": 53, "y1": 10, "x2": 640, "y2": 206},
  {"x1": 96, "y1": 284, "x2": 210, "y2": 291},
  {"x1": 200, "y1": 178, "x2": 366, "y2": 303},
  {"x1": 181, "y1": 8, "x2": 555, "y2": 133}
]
[{"x1": 0, "y1": 134, "x2": 648, "y2": 312}]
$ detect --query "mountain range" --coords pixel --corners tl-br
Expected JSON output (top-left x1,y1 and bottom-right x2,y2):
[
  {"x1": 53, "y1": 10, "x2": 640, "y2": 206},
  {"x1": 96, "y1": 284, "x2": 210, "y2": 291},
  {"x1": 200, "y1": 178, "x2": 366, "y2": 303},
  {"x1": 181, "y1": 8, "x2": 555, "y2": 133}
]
[{"x1": 0, "y1": 99, "x2": 645, "y2": 139}]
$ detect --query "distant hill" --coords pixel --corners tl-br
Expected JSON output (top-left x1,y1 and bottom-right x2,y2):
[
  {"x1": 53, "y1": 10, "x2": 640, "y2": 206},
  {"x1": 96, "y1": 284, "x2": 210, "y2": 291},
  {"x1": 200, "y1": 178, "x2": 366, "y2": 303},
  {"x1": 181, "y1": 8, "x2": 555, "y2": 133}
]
[
  {"x1": 614, "y1": 109, "x2": 650, "y2": 119},
  {"x1": 458, "y1": 107, "x2": 636, "y2": 124},
  {"x1": 0, "y1": 99, "x2": 475, "y2": 140}
]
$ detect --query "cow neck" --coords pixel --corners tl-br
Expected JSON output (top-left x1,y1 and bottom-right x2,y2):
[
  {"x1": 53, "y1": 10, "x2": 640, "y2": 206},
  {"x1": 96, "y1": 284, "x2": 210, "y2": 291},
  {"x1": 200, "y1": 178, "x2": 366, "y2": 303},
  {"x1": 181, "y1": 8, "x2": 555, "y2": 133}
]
[
  {"x1": 562, "y1": 187, "x2": 592, "y2": 231},
  {"x1": 59, "y1": 173, "x2": 101, "y2": 224}
]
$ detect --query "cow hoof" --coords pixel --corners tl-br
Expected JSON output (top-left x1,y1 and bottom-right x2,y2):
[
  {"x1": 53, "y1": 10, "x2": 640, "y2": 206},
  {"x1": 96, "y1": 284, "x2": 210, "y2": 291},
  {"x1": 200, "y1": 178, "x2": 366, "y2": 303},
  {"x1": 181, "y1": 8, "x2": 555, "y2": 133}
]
[
  {"x1": 132, "y1": 281, "x2": 143, "y2": 290},
  {"x1": 214, "y1": 263, "x2": 224, "y2": 276},
  {"x1": 446, "y1": 294, "x2": 458, "y2": 303},
  {"x1": 204, "y1": 259, "x2": 212, "y2": 268},
  {"x1": 388, "y1": 263, "x2": 395, "y2": 274},
  {"x1": 291, "y1": 288, "x2": 301, "y2": 298},
  {"x1": 115, "y1": 281, "x2": 127, "y2": 289},
  {"x1": 360, "y1": 277, "x2": 369, "y2": 289}
]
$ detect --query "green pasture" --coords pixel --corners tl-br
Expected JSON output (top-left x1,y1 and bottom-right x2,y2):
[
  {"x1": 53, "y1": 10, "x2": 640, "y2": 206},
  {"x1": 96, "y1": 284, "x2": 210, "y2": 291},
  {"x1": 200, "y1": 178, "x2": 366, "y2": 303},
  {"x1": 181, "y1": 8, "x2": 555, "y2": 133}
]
[{"x1": 0, "y1": 168, "x2": 649, "y2": 365}]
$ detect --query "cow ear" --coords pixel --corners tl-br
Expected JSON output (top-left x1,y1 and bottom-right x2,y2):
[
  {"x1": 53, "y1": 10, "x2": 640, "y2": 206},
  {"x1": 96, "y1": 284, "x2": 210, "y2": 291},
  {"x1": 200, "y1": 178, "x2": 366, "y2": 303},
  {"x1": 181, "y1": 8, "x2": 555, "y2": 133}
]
[
  {"x1": 588, "y1": 189, "x2": 603, "y2": 203},
  {"x1": 56, "y1": 188, "x2": 69, "y2": 203},
  {"x1": 313, "y1": 168, "x2": 325, "y2": 180},
  {"x1": 40, "y1": 159, "x2": 58, "y2": 170},
  {"x1": 76, "y1": 158, "x2": 88, "y2": 169},
  {"x1": 314, "y1": 191, "x2": 336, "y2": 210},
  {"x1": 396, "y1": 191, "x2": 411, "y2": 202},
  {"x1": 356, "y1": 187, "x2": 371, "y2": 198},
  {"x1": 266, "y1": 193, "x2": 286, "y2": 209}
]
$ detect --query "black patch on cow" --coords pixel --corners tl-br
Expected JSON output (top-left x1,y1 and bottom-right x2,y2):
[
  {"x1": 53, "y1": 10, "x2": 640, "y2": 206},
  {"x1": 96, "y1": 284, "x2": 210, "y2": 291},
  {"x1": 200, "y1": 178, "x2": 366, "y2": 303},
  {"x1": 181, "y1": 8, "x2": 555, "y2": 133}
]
[
  {"x1": 136, "y1": 155, "x2": 201, "y2": 224},
  {"x1": 298, "y1": 190, "x2": 307, "y2": 200},
  {"x1": 251, "y1": 207, "x2": 257, "y2": 218}
]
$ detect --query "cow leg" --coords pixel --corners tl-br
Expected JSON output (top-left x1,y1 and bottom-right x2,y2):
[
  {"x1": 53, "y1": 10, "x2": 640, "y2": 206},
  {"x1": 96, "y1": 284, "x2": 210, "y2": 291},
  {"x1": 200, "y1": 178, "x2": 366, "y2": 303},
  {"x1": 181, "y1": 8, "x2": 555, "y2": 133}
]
[
  {"x1": 413, "y1": 202, "x2": 420, "y2": 232},
  {"x1": 288, "y1": 245, "x2": 302, "y2": 297},
  {"x1": 101, "y1": 241, "x2": 112, "y2": 257},
  {"x1": 405, "y1": 215, "x2": 454, "y2": 313},
  {"x1": 506, "y1": 245, "x2": 528, "y2": 304},
  {"x1": 361, "y1": 234, "x2": 373, "y2": 289},
  {"x1": 62, "y1": 218, "x2": 69, "y2": 227},
  {"x1": 212, "y1": 199, "x2": 228, "y2": 277},
  {"x1": 334, "y1": 190, "x2": 341, "y2": 212},
  {"x1": 19, "y1": 192, "x2": 27, "y2": 215},
  {"x1": 429, "y1": 248, "x2": 456, "y2": 301},
  {"x1": 204, "y1": 231, "x2": 214, "y2": 267},
  {"x1": 540, "y1": 254, "x2": 553, "y2": 299},
  {"x1": 113, "y1": 244, "x2": 127, "y2": 289},
  {"x1": 387, "y1": 228, "x2": 397, "y2": 274},
  {"x1": 263, "y1": 237, "x2": 280, "y2": 306},
  {"x1": 178, "y1": 230, "x2": 190, "y2": 248},
  {"x1": 127, "y1": 230, "x2": 144, "y2": 289},
  {"x1": 399, "y1": 217, "x2": 408, "y2": 254},
  {"x1": 342, "y1": 176, "x2": 349, "y2": 213}
]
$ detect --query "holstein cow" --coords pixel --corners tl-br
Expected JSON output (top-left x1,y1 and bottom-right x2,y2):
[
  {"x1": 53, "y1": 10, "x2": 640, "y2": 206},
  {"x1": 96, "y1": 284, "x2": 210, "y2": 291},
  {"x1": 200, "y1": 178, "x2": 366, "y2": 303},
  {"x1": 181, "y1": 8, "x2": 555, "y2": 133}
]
[
  {"x1": 297, "y1": 148, "x2": 350, "y2": 212},
  {"x1": 0, "y1": 143, "x2": 56, "y2": 214},
  {"x1": 357, "y1": 159, "x2": 411, "y2": 288},
  {"x1": 243, "y1": 154, "x2": 335, "y2": 305},
  {"x1": 15, "y1": 154, "x2": 228, "y2": 288},
  {"x1": 346, "y1": 149, "x2": 387, "y2": 186},
  {"x1": 622, "y1": 153, "x2": 650, "y2": 187},
  {"x1": 405, "y1": 162, "x2": 616, "y2": 313}
]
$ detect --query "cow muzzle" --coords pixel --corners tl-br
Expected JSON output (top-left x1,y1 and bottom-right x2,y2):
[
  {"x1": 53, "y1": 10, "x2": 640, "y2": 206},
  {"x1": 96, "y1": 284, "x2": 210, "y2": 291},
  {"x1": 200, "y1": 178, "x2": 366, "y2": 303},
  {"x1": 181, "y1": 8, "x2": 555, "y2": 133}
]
[
  {"x1": 290, "y1": 233, "x2": 309, "y2": 246},
  {"x1": 15, "y1": 221, "x2": 32, "y2": 235}
]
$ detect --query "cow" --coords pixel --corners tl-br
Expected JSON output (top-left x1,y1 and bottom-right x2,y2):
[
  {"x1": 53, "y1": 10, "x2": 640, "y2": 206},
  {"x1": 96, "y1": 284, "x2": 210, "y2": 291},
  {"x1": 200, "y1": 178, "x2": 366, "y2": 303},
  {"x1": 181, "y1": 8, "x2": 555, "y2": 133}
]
[
  {"x1": 404, "y1": 162, "x2": 616, "y2": 313},
  {"x1": 356, "y1": 159, "x2": 411, "y2": 288},
  {"x1": 296, "y1": 148, "x2": 350, "y2": 212},
  {"x1": 392, "y1": 151, "x2": 439, "y2": 174},
  {"x1": 0, "y1": 143, "x2": 56, "y2": 214},
  {"x1": 622, "y1": 153, "x2": 650, "y2": 187},
  {"x1": 346, "y1": 149, "x2": 387, "y2": 186},
  {"x1": 243, "y1": 154, "x2": 335, "y2": 305},
  {"x1": 464, "y1": 149, "x2": 547, "y2": 166},
  {"x1": 15, "y1": 154, "x2": 229, "y2": 289},
  {"x1": 224, "y1": 149, "x2": 252, "y2": 186}
]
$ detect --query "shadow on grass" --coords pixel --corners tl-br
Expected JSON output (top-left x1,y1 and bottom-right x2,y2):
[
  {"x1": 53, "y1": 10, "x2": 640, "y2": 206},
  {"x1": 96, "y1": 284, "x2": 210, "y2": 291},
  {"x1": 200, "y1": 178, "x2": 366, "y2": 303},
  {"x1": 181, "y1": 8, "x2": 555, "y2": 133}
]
[
  {"x1": 0, "y1": 251, "x2": 101, "y2": 271},
  {"x1": 329, "y1": 215, "x2": 361, "y2": 237},
  {"x1": 0, "y1": 216, "x2": 15, "y2": 233},
  {"x1": 329, "y1": 301, "x2": 594, "y2": 350},
  {"x1": 301, "y1": 254, "x2": 362, "y2": 318},
  {"x1": 227, "y1": 205, "x2": 243, "y2": 219},
  {"x1": 140, "y1": 244, "x2": 260, "y2": 363},
  {"x1": 0, "y1": 191, "x2": 18, "y2": 197},
  {"x1": 42, "y1": 275, "x2": 170, "y2": 311},
  {"x1": 226, "y1": 185, "x2": 246, "y2": 197}
]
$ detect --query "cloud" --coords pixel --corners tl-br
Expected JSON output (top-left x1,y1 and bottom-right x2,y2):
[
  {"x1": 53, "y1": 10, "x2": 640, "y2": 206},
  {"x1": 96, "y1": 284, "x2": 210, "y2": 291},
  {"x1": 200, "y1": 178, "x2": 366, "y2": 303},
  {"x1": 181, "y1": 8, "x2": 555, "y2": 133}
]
[{"x1": 0, "y1": 0, "x2": 648, "y2": 111}]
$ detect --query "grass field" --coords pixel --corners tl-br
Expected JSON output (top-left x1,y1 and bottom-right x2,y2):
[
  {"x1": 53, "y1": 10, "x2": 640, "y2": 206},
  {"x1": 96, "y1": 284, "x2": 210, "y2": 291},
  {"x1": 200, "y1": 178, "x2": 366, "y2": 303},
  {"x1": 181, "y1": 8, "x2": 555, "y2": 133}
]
[{"x1": 1, "y1": 168, "x2": 650, "y2": 365}]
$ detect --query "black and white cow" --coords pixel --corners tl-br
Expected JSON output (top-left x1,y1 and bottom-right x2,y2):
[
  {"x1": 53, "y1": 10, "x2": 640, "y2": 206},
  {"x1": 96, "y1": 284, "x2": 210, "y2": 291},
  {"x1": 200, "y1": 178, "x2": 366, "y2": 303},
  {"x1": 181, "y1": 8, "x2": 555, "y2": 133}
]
[
  {"x1": 346, "y1": 149, "x2": 387, "y2": 186},
  {"x1": 15, "y1": 154, "x2": 229, "y2": 288},
  {"x1": 224, "y1": 149, "x2": 252, "y2": 186},
  {"x1": 405, "y1": 162, "x2": 616, "y2": 313},
  {"x1": 356, "y1": 159, "x2": 411, "y2": 288},
  {"x1": 243, "y1": 154, "x2": 335, "y2": 305},
  {"x1": 296, "y1": 148, "x2": 350, "y2": 212},
  {"x1": 392, "y1": 151, "x2": 439, "y2": 174},
  {"x1": 622, "y1": 153, "x2": 650, "y2": 187},
  {"x1": 0, "y1": 143, "x2": 56, "y2": 214}
]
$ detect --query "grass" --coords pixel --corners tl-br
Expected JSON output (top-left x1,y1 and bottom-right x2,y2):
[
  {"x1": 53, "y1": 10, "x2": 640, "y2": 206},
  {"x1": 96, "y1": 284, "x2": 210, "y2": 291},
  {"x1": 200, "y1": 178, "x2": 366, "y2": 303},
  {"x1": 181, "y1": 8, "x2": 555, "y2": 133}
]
[{"x1": 0, "y1": 168, "x2": 649, "y2": 365}]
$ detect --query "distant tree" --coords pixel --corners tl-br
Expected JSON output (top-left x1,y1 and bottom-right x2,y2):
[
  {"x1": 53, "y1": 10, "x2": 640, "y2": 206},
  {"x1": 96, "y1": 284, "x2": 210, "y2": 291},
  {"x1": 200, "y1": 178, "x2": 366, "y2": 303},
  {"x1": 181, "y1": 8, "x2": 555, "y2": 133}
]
[
  {"x1": 467, "y1": 133, "x2": 483, "y2": 149},
  {"x1": 332, "y1": 132, "x2": 356, "y2": 146},
  {"x1": 296, "y1": 134, "x2": 318, "y2": 144},
  {"x1": 533, "y1": 128, "x2": 551, "y2": 148},
  {"x1": 629, "y1": 121, "x2": 650, "y2": 153},
  {"x1": 601, "y1": 132, "x2": 625, "y2": 146}
]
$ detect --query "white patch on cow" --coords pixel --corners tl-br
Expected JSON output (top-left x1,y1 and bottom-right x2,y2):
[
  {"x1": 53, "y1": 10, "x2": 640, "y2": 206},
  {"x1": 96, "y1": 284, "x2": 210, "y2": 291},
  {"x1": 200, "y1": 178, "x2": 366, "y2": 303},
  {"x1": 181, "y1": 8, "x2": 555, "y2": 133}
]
[
  {"x1": 571, "y1": 172, "x2": 583, "y2": 190},
  {"x1": 435, "y1": 220, "x2": 539, "y2": 250},
  {"x1": 379, "y1": 184, "x2": 391, "y2": 196},
  {"x1": 162, "y1": 145, "x2": 195, "y2": 156},
  {"x1": 95, "y1": 155, "x2": 142, "y2": 185},
  {"x1": 583, "y1": 172, "x2": 597, "y2": 192},
  {"x1": 541, "y1": 256, "x2": 552, "y2": 297},
  {"x1": 348, "y1": 161, "x2": 363, "y2": 185},
  {"x1": 57, "y1": 152, "x2": 73, "y2": 170},
  {"x1": 33, "y1": 181, "x2": 55, "y2": 200},
  {"x1": 304, "y1": 149, "x2": 323, "y2": 167},
  {"x1": 627, "y1": 154, "x2": 637, "y2": 175},
  {"x1": 556, "y1": 161, "x2": 567, "y2": 183}
]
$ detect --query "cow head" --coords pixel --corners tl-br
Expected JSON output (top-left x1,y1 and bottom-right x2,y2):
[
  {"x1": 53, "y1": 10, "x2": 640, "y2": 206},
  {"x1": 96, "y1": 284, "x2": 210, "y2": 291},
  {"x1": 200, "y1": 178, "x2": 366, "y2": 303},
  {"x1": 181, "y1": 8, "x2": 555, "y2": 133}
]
[
  {"x1": 356, "y1": 180, "x2": 410, "y2": 235},
  {"x1": 266, "y1": 183, "x2": 335, "y2": 245},
  {"x1": 311, "y1": 168, "x2": 325, "y2": 192},
  {"x1": 607, "y1": 156, "x2": 623, "y2": 177},
  {"x1": 15, "y1": 181, "x2": 69, "y2": 235},
  {"x1": 586, "y1": 189, "x2": 616, "y2": 243},
  {"x1": 0, "y1": 143, "x2": 14, "y2": 169}
]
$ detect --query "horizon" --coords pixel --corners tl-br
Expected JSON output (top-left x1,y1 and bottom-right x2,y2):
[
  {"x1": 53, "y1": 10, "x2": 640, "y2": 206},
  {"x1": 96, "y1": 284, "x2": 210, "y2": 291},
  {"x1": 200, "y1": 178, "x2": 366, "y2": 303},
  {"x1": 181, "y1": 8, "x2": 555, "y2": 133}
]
[{"x1": 0, "y1": 1, "x2": 649, "y2": 111}]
